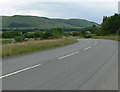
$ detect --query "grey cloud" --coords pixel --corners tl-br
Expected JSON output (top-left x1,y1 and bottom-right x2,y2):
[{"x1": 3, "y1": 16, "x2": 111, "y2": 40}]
[{"x1": 6, "y1": 2, "x2": 118, "y2": 23}]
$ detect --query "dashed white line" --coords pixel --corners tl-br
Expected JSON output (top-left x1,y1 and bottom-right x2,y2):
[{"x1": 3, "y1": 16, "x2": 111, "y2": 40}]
[
  {"x1": 84, "y1": 46, "x2": 92, "y2": 50},
  {"x1": 59, "y1": 51, "x2": 79, "y2": 59},
  {"x1": 93, "y1": 41, "x2": 97, "y2": 46},
  {"x1": 1, "y1": 40, "x2": 98, "y2": 79},
  {"x1": 0, "y1": 64, "x2": 42, "y2": 79}
]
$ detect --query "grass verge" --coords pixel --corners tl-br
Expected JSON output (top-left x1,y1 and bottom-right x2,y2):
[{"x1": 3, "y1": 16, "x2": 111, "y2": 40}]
[
  {"x1": 2, "y1": 37, "x2": 77, "y2": 58},
  {"x1": 0, "y1": 39, "x2": 13, "y2": 44},
  {"x1": 91, "y1": 35, "x2": 119, "y2": 41}
]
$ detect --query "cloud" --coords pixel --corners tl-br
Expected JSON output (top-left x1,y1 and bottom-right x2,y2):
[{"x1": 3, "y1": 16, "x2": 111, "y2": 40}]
[
  {"x1": 0, "y1": 0, "x2": 119, "y2": 23},
  {"x1": 0, "y1": 0, "x2": 119, "y2": 3}
]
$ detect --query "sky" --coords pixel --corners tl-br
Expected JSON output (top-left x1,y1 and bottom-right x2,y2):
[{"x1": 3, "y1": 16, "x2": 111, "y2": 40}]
[{"x1": 0, "y1": 0, "x2": 119, "y2": 23}]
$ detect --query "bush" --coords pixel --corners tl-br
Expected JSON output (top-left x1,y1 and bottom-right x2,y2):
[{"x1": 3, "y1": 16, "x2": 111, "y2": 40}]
[
  {"x1": 24, "y1": 32, "x2": 34, "y2": 38},
  {"x1": 34, "y1": 31, "x2": 44, "y2": 40},
  {"x1": 64, "y1": 32, "x2": 71, "y2": 37},
  {"x1": 83, "y1": 34, "x2": 95, "y2": 38},
  {"x1": 14, "y1": 36, "x2": 25, "y2": 42},
  {"x1": 72, "y1": 31, "x2": 80, "y2": 36},
  {"x1": 83, "y1": 35, "x2": 91, "y2": 38}
]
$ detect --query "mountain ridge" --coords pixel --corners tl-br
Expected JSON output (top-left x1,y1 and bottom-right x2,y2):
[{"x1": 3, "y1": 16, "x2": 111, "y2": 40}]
[{"x1": 2, "y1": 15, "x2": 99, "y2": 29}]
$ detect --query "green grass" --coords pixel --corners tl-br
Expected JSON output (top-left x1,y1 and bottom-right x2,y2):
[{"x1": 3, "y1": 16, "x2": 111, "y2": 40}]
[
  {"x1": 2, "y1": 37, "x2": 77, "y2": 58},
  {"x1": 0, "y1": 39, "x2": 13, "y2": 44},
  {"x1": 91, "y1": 35, "x2": 119, "y2": 41}
]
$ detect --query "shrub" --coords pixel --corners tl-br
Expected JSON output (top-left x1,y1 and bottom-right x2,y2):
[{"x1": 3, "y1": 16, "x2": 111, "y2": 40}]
[
  {"x1": 72, "y1": 31, "x2": 80, "y2": 36},
  {"x1": 34, "y1": 31, "x2": 44, "y2": 40},
  {"x1": 83, "y1": 34, "x2": 94, "y2": 38},
  {"x1": 24, "y1": 32, "x2": 34, "y2": 38},
  {"x1": 64, "y1": 32, "x2": 71, "y2": 37},
  {"x1": 14, "y1": 36, "x2": 25, "y2": 42},
  {"x1": 83, "y1": 35, "x2": 91, "y2": 38}
]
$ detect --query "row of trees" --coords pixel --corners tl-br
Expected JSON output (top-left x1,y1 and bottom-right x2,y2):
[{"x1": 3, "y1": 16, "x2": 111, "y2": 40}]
[
  {"x1": 2, "y1": 28, "x2": 93, "y2": 42},
  {"x1": 2, "y1": 28, "x2": 64, "y2": 42},
  {"x1": 2, "y1": 27, "x2": 84, "y2": 32}
]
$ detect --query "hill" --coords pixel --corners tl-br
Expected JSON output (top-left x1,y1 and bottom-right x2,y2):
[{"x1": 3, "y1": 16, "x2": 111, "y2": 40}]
[{"x1": 2, "y1": 15, "x2": 99, "y2": 29}]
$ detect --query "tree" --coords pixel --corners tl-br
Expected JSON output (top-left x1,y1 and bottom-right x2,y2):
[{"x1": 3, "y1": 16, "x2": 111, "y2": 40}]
[
  {"x1": 2, "y1": 31, "x2": 21, "y2": 38},
  {"x1": 43, "y1": 28, "x2": 63, "y2": 39},
  {"x1": 101, "y1": 14, "x2": 120, "y2": 35},
  {"x1": 34, "y1": 31, "x2": 44, "y2": 40}
]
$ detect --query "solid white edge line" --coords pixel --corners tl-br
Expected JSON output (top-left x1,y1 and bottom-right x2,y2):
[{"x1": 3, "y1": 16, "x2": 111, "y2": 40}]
[
  {"x1": 0, "y1": 64, "x2": 42, "y2": 79},
  {"x1": 59, "y1": 51, "x2": 79, "y2": 60}
]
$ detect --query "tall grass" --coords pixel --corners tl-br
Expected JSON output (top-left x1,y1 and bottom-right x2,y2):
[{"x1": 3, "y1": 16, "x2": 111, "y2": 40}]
[{"x1": 2, "y1": 37, "x2": 77, "y2": 58}]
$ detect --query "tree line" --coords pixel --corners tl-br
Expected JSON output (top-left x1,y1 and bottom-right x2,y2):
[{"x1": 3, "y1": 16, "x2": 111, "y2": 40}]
[
  {"x1": 101, "y1": 14, "x2": 120, "y2": 35},
  {"x1": 94, "y1": 14, "x2": 120, "y2": 36},
  {"x1": 2, "y1": 28, "x2": 64, "y2": 42},
  {"x1": 2, "y1": 27, "x2": 92, "y2": 42}
]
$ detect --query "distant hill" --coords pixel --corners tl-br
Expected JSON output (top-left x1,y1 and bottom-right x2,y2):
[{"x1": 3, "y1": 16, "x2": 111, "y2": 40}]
[{"x1": 2, "y1": 15, "x2": 99, "y2": 29}]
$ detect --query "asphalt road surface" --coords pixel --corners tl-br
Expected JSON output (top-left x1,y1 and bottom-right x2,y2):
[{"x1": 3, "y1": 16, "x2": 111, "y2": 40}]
[{"x1": 2, "y1": 39, "x2": 118, "y2": 90}]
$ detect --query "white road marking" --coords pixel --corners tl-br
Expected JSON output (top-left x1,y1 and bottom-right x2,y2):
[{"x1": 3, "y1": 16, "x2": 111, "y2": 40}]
[
  {"x1": 1, "y1": 40, "x2": 98, "y2": 79},
  {"x1": 59, "y1": 51, "x2": 79, "y2": 59},
  {"x1": 84, "y1": 46, "x2": 92, "y2": 50},
  {"x1": 0, "y1": 64, "x2": 42, "y2": 79},
  {"x1": 93, "y1": 41, "x2": 97, "y2": 46}
]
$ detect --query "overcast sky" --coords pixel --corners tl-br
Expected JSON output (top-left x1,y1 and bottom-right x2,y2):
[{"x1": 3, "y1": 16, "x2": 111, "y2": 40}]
[{"x1": 0, "y1": 0, "x2": 119, "y2": 23}]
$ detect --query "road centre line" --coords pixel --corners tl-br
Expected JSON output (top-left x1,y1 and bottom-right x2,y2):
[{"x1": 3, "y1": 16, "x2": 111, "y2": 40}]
[
  {"x1": 84, "y1": 46, "x2": 92, "y2": 50},
  {"x1": 1, "y1": 40, "x2": 98, "y2": 79},
  {"x1": 59, "y1": 51, "x2": 79, "y2": 60},
  {"x1": 93, "y1": 41, "x2": 97, "y2": 46},
  {"x1": 0, "y1": 64, "x2": 42, "y2": 79}
]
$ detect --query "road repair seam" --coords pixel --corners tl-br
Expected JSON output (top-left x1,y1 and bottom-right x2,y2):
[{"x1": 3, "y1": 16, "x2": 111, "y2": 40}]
[
  {"x1": 0, "y1": 64, "x2": 42, "y2": 79},
  {"x1": 59, "y1": 51, "x2": 79, "y2": 59}
]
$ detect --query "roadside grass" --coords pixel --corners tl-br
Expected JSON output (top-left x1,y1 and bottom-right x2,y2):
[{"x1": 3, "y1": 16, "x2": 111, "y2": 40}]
[
  {"x1": 0, "y1": 39, "x2": 13, "y2": 44},
  {"x1": 91, "y1": 35, "x2": 119, "y2": 41},
  {"x1": 2, "y1": 37, "x2": 77, "y2": 58},
  {"x1": 0, "y1": 44, "x2": 1, "y2": 57}
]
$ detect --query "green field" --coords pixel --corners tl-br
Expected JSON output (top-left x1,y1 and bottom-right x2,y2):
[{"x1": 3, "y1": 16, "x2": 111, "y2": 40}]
[{"x1": 2, "y1": 37, "x2": 77, "y2": 58}]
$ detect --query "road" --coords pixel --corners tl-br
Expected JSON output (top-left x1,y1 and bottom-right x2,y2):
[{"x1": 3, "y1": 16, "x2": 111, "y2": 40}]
[{"x1": 2, "y1": 39, "x2": 118, "y2": 90}]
